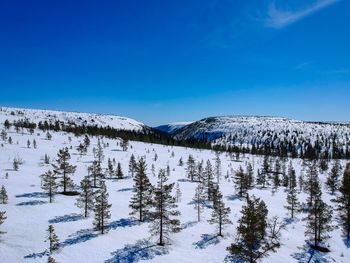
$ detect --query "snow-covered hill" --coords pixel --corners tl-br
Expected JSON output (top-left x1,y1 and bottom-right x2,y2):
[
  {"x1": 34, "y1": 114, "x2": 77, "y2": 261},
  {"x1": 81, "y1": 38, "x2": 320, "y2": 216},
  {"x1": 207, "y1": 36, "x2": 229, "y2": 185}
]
[
  {"x1": 0, "y1": 107, "x2": 146, "y2": 132},
  {"x1": 154, "y1": 122, "x2": 193, "y2": 134},
  {"x1": 165, "y1": 116, "x2": 350, "y2": 159}
]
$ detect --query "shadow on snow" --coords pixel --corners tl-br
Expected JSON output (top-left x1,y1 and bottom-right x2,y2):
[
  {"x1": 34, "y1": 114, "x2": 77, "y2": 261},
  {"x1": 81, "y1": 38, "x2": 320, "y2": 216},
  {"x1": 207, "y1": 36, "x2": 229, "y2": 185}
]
[
  {"x1": 15, "y1": 192, "x2": 49, "y2": 199},
  {"x1": 291, "y1": 242, "x2": 336, "y2": 263},
  {"x1": 16, "y1": 200, "x2": 47, "y2": 206},
  {"x1": 49, "y1": 213, "x2": 84, "y2": 224},
  {"x1": 193, "y1": 234, "x2": 221, "y2": 249}
]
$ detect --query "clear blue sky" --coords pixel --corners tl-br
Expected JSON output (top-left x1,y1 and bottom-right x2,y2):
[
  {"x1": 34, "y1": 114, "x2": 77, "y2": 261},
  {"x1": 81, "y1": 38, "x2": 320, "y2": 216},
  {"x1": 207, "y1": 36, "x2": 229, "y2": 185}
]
[{"x1": 0, "y1": 0, "x2": 349, "y2": 126}]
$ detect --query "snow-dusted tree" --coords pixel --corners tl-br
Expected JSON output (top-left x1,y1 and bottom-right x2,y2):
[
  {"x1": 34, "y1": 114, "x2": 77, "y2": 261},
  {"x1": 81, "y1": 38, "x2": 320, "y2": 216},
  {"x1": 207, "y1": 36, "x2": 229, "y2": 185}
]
[
  {"x1": 304, "y1": 171, "x2": 333, "y2": 249},
  {"x1": 326, "y1": 159, "x2": 341, "y2": 195},
  {"x1": 335, "y1": 163, "x2": 350, "y2": 242},
  {"x1": 77, "y1": 143, "x2": 87, "y2": 156},
  {"x1": 120, "y1": 138, "x2": 129, "y2": 151},
  {"x1": 193, "y1": 182, "x2": 206, "y2": 222},
  {"x1": 83, "y1": 135, "x2": 90, "y2": 148},
  {"x1": 0, "y1": 185, "x2": 8, "y2": 204},
  {"x1": 33, "y1": 139, "x2": 37, "y2": 149},
  {"x1": 47, "y1": 256, "x2": 57, "y2": 263},
  {"x1": 44, "y1": 154, "x2": 50, "y2": 165},
  {"x1": 93, "y1": 138, "x2": 104, "y2": 165},
  {"x1": 116, "y1": 162, "x2": 123, "y2": 179},
  {"x1": 196, "y1": 160, "x2": 204, "y2": 182},
  {"x1": 186, "y1": 154, "x2": 196, "y2": 181},
  {"x1": 204, "y1": 160, "x2": 215, "y2": 201},
  {"x1": 233, "y1": 166, "x2": 248, "y2": 198},
  {"x1": 214, "y1": 152, "x2": 222, "y2": 184},
  {"x1": 149, "y1": 169, "x2": 181, "y2": 246},
  {"x1": 129, "y1": 158, "x2": 153, "y2": 222},
  {"x1": 178, "y1": 157, "x2": 183, "y2": 166},
  {"x1": 46, "y1": 225, "x2": 59, "y2": 253},
  {"x1": 287, "y1": 162, "x2": 297, "y2": 190},
  {"x1": 27, "y1": 139, "x2": 31, "y2": 148},
  {"x1": 106, "y1": 158, "x2": 114, "y2": 179},
  {"x1": 13, "y1": 156, "x2": 23, "y2": 171},
  {"x1": 128, "y1": 154, "x2": 137, "y2": 177},
  {"x1": 175, "y1": 182, "x2": 182, "y2": 203},
  {"x1": 272, "y1": 172, "x2": 281, "y2": 191},
  {"x1": 88, "y1": 160, "x2": 104, "y2": 188},
  {"x1": 208, "y1": 186, "x2": 232, "y2": 237},
  {"x1": 52, "y1": 147, "x2": 76, "y2": 193},
  {"x1": 0, "y1": 211, "x2": 6, "y2": 236},
  {"x1": 246, "y1": 162, "x2": 254, "y2": 189},
  {"x1": 256, "y1": 170, "x2": 268, "y2": 188},
  {"x1": 41, "y1": 170, "x2": 58, "y2": 203},
  {"x1": 284, "y1": 187, "x2": 300, "y2": 219},
  {"x1": 76, "y1": 176, "x2": 95, "y2": 217},
  {"x1": 93, "y1": 181, "x2": 111, "y2": 234},
  {"x1": 227, "y1": 195, "x2": 283, "y2": 263}
]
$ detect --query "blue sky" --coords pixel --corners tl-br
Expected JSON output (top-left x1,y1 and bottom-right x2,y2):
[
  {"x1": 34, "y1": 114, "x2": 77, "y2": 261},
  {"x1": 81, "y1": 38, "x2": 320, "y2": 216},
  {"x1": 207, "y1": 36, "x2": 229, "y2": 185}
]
[{"x1": 0, "y1": 0, "x2": 349, "y2": 126}]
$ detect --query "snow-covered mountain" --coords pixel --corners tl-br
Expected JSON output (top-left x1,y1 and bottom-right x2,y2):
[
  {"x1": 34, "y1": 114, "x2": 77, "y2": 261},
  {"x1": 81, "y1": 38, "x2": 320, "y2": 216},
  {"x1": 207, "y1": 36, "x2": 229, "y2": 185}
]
[
  {"x1": 0, "y1": 106, "x2": 147, "y2": 132},
  {"x1": 154, "y1": 122, "x2": 193, "y2": 134},
  {"x1": 162, "y1": 116, "x2": 350, "y2": 159}
]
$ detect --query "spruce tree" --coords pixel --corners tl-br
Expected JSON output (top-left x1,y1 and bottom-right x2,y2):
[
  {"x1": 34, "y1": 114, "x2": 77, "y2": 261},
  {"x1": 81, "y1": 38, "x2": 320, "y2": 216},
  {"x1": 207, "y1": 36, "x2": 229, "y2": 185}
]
[
  {"x1": 0, "y1": 185, "x2": 8, "y2": 204},
  {"x1": 129, "y1": 158, "x2": 152, "y2": 222},
  {"x1": 41, "y1": 170, "x2": 58, "y2": 203},
  {"x1": 120, "y1": 138, "x2": 129, "y2": 151},
  {"x1": 52, "y1": 147, "x2": 76, "y2": 193},
  {"x1": 149, "y1": 169, "x2": 181, "y2": 246},
  {"x1": 193, "y1": 181, "x2": 206, "y2": 222},
  {"x1": 233, "y1": 166, "x2": 248, "y2": 198},
  {"x1": 0, "y1": 211, "x2": 6, "y2": 236},
  {"x1": 128, "y1": 154, "x2": 137, "y2": 177},
  {"x1": 116, "y1": 162, "x2": 123, "y2": 179},
  {"x1": 93, "y1": 138, "x2": 104, "y2": 165},
  {"x1": 46, "y1": 225, "x2": 59, "y2": 253},
  {"x1": 215, "y1": 152, "x2": 222, "y2": 184},
  {"x1": 76, "y1": 176, "x2": 94, "y2": 217},
  {"x1": 208, "y1": 187, "x2": 232, "y2": 237},
  {"x1": 93, "y1": 181, "x2": 111, "y2": 234},
  {"x1": 246, "y1": 162, "x2": 254, "y2": 189},
  {"x1": 335, "y1": 163, "x2": 350, "y2": 242},
  {"x1": 107, "y1": 158, "x2": 114, "y2": 179},
  {"x1": 326, "y1": 159, "x2": 341, "y2": 194},
  {"x1": 287, "y1": 162, "x2": 297, "y2": 190},
  {"x1": 227, "y1": 195, "x2": 283, "y2": 263},
  {"x1": 175, "y1": 182, "x2": 182, "y2": 203},
  {"x1": 204, "y1": 160, "x2": 215, "y2": 201},
  {"x1": 256, "y1": 170, "x2": 268, "y2": 188}
]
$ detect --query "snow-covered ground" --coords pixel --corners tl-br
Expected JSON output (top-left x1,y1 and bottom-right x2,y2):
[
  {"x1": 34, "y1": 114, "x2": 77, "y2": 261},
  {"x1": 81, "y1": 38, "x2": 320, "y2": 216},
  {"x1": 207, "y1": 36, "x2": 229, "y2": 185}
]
[{"x1": 0, "y1": 111, "x2": 349, "y2": 263}]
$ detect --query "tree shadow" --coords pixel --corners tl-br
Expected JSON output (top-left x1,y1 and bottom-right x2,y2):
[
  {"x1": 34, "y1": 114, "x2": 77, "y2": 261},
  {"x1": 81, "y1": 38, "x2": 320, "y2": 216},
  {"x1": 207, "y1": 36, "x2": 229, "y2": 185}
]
[
  {"x1": 105, "y1": 239, "x2": 168, "y2": 263},
  {"x1": 181, "y1": 221, "x2": 197, "y2": 230},
  {"x1": 291, "y1": 242, "x2": 335, "y2": 263},
  {"x1": 226, "y1": 194, "x2": 243, "y2": 201},
  {"x1": 16, "y1": 200, "x2": 47, "y2": 206},
  {"x1": 193, "y1": 234, "x2": 221, "y2": 249},
  {"x1": 117, "y1": 188, "x2": 133, "y2": 192},
  {"x1": 49, "y1": 213, "x2": 84, "y2": 224},
  {"x1": 24, "y1": 250, "x2": 49, "y2": 259},
  {"x1": 15, "y1": 192, "x2": 48, "y2": 198}
]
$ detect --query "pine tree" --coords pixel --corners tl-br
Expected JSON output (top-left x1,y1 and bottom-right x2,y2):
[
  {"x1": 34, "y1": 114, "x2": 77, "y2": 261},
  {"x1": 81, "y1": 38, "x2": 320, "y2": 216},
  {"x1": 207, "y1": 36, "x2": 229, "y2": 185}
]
[
  {"x1": 149, "y1": 169, "x2": 181, "y2": 246},
  {"x1": 106, "y1": 158, "x2": 114, "y2": 179},
  {"x1": 33, "y1": 139, "x2": 37, "y2": 149},
  {"x1": 204, "y1": 160, "x2": 215, "y2": 201},
  {"x1": 128, "y1": 154, "x2": 137, "y2": 177},
  {"x1": 129, "y1": 158, "x2": 153, "y2": 222},
  {"x1": 116, "y1": 162, "x2": 123, "y2": 179},
  {"x1": 46, "y1": 225, "x2": 59, "y2": 253},
  {"x1": 76, "y1": 176, "x2": 95, "y2": 217},
  {"x1": 284, "y1": 187, "x2": 300, "y2": 219},
  {"x1": 227, "y1": 195, "x2": 283, "y2": 263},
  {"x1": 178, "y1": 157, "x2": 183, "y2": 166},
  {"x1": 175, "y1": 182, "x2": 182, "y2": 203},
  {"x1": 27, "y1": 139, "x2": 31, "y2": 148},
  {"x1": 93, "y1": 181, "x2": 111, "y2": 234},
  {"x1": 0, "y1": 211, "x2": 6, "y2": 236},
  {"x1": 304, "y1": 171, "x2": 333, "y2": 249},
  {"x1": 120, "y1": 138, "x2": 129, "y2": 151},
  {"x1": 186, "y1": 155, "x2": 196, "y2": 181},
  {"x1": 215, "y1": 152, "x2": 222, "y2": 184},
  {"x1": 93, "y1": 138, "x2": 104, "y2": 165},
  {"x1": 41, "y1": 170, "x2": 58, "y2": 203},
  {"x1": 246, "y1": 162, "x2": 254, "y2": 189},
  {"x1": 335, "y1": 163, "x2": 350, "y2": 242},
  {"x1": 193, "y1": 182, "x2": 206, "y2": 222},
  {"x1": 326, "y1": 159, "x2": 341, "y2": 194},
  {"x1": 233, "y1": 166, "x2": 248, "y2": 197},
  {"x1": 256, "y1": 170, "x2": 268, "y2": 188},
  {"x1": 287, "y1": 162, "x2": 297, "y2": 189},
  {"x1": 88, "y1": 160, "x2": 104, "y2": 188},
  {"x1": 52, "y1": 147, "x2": 76, "y2": 193},
  {"x1": 208, "y1": 187, "x2": 232, "y2": 237}
]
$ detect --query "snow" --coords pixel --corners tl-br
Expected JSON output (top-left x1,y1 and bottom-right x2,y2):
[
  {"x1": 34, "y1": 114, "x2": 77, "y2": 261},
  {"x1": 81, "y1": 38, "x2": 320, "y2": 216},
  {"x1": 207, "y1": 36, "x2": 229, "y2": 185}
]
[{"x1": 0, "y1": 109, "x2": 349, "y2": 263}]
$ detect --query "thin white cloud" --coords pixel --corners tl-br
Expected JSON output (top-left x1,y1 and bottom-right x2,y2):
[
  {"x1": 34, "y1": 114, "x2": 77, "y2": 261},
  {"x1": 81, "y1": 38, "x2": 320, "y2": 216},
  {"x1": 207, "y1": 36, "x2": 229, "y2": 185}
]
[{"x1": 266, "y1": 0, "x2": 339, "y2": 28}]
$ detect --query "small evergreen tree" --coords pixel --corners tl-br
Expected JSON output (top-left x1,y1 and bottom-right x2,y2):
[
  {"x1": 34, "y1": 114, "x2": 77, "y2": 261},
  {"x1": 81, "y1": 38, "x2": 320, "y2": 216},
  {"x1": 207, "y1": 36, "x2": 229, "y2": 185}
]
[
  {"x1": 326, "y1": 160, "x2": 341, "y2": 194},
  {"x1": 204, "y1": 160, "x2": 215, "y2": 201},
  {"x1": 76, "y1": 176, "x2": 95, "y2": 217},
  {"x1": 284, "y1": 187, "x2": 300, "y2": 219},
  {"x1": 93, "y1": 181, "x2": 111, "y2": 234},
  {"x1": 41, "y1": 170, "x2": 58, "y2": 203},
  {"x1": 149, "y1": 169, "x2": 181, "y2": 246},
  {"x1": 208, "y1": 187, "x2": 232, "y2": 237},
  {"x1": 215, "y1": 152, "x2": 222, "y2": 184},
  {"x1": 186, "y1": 155, "x2": 196, "y2": 181},
  {"x1": 52, "y1": 147, "x2": 76, "y2": 193},
  {"x1": 88, "y1": 160, "x2": 104, "y2": 188},
  {"x1": 46, "y1": 225, "x2": 59, "y2": 253},
  {"x1": 0, "y1": 211, "x2": 6, "y2": 236},
  {"x1": 0, "y1": 185, "x2": 8, "y2": 204},
  {"x1": 47, "y1": 256, "x2": 57, "y2": 263},
  {"x1": 246, "y1": 162, "x2": 254, "y2": 189},
  {"x1": 233, "y1": 166, "x2": 248, "y2": 197},
  {"x1": 128, "y1": 154, "x2": 137, "y2": 177},
  {"x1": 116, "y1": 162, "x2": 124, "y2": 179},
  {"x1": 120, "y1": 138, "x2": 129, "y2": 151},
  {"x1": 129, "y1": 158, "x2": 153, "y2": 222},
  {"x1": 106, "y1": 158, "x2": 114, "y2": 179},
  {"x1": 175, "y1": 182, "x2": 182, "y2": 203},
  {"x1": 93, "y1": 138, "x2": 104, "y2": 165},
  {"x1": 193, "y1": 181, "x2": 206, "y2": 222}
]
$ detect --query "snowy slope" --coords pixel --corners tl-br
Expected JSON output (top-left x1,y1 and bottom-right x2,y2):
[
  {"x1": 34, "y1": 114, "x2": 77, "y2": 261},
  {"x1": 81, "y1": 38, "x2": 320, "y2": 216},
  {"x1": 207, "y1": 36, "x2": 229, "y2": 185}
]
[
  {"x1": 0, "y1": 107, "x2": 146, "y2": 132},
  {"x1": 154, "y1": 122, "x2": 193, "y2": 134}
]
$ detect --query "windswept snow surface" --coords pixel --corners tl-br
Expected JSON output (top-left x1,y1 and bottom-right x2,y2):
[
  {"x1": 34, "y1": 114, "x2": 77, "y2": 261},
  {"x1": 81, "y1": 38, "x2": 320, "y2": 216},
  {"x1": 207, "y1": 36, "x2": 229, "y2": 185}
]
[
  {"x1": 0, "y1": 107, "x2": 146, "y2": 131},
  {"x1": 0, "y1": 111, "x2": 349, "y2": 263}
]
